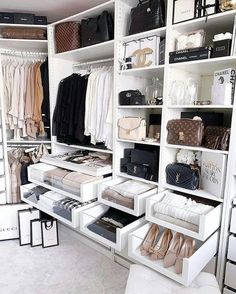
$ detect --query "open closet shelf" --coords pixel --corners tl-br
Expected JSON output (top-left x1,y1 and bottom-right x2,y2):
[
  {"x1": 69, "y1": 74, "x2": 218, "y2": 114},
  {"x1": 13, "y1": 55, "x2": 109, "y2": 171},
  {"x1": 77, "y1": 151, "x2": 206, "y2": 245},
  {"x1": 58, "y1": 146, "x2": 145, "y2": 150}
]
[
  {"x1": 172, "y1": 10, "x2": 236, "y2": 32},
  {"x1": 0, "y1": 38, "x2": 48, "y2": 52},
  {"x1": 167, "y1": 105, "x2": 234, "y2": 109},
  {"x1": 117, "y1": 105, "x2": 163, "y2": 109},
  {"x1": 165, "y1": 144, "x2": 229, "y2": 155},
  {"x1": 117, "y1": 172, "x2": 159, "y2": 186},
  {"x1": 163, "y1": 184, "x2": 224, "y2": 203},
  {"x1": 7, "y1": 140, "x2": 51, "y2": 144},
  {"x1": 121, "y1": 26, "x2": 166, "y2": 43},
  {"x1": 53, "y1": 40, "x2": 114, "y2": 62},
  {"x1": 53, "y1": 141, "x2": 113, "y2": 154},
  {"x1": 118, "y1": 65, "x2": 165, "y2": 78},
  {"x1": 170, "y1": 56, "x2": 236, "y2": 74}
]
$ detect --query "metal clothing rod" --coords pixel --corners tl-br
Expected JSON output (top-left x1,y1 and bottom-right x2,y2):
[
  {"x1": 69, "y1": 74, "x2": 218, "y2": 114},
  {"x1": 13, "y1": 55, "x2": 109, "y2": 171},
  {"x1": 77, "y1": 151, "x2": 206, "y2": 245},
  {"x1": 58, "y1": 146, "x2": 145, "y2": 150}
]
[
  {"x1": 73, "y1": 57, "x2": 114, "y2": 68},
  {"x1": 0, "y1": 49, "x2": 48, "y2": 56}
]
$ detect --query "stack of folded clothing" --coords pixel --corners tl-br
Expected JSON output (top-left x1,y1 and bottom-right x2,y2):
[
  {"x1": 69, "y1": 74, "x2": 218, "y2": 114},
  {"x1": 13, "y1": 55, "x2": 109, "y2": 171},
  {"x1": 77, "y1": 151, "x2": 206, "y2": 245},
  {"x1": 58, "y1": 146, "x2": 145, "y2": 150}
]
[
  {"x1": 102, "y1": 180, "x2": 154, "y2": 209},
  {"x1": 153, "y1": 192, "x2": 214, "y2": 232},
  {"x1": 23, "y1": 186, "x2": 49, "y2": 203},
  {"x1": 87, "y1": 207, "x2": 140, "y2": 242},
  {"x1": 38, "y1": 191, "x2": 66, "y2": 210},
  {"x1": 53, "y1": 198, "x2": 96, "y2": 221}
]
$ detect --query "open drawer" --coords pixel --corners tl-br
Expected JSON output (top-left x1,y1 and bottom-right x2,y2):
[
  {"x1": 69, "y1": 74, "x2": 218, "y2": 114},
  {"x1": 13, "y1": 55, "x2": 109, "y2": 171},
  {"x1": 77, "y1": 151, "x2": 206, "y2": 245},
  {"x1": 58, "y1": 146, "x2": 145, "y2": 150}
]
[
  {"x1": 21, "y1": 183, "x2": 97, "y2": 228},
  {"x1": 146, "y1": 191, "x2": 222, "y2": 241},
  {"x1": 224, "y1": 288, "x2": 236, "y2": 294},
  {"x1": 98, "y1": 177, "x2": 157, "y2": 216},
  {"x1": 228, "y1": 235, "x2": 236, "y2": 262},
  {"x1": 225, "y1": 262, "x2": 236, "y2": 290},
  {"x1": 80, "y1": 204, "x2": 145, "y2": 251},
  {"x1": 128, "y1": 222, "x2": 219, "y2": 287},
  {"x1": 28, "y1": 163, "x2": 106, "y2": 202}
]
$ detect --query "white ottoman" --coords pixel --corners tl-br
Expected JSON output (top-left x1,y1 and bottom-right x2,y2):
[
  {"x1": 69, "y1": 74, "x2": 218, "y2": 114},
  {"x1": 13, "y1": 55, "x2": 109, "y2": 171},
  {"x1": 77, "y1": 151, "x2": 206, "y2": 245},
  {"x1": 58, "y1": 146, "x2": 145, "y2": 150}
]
[{"x1": 125, "y1": 265, "x2": 220, "y2": 294}]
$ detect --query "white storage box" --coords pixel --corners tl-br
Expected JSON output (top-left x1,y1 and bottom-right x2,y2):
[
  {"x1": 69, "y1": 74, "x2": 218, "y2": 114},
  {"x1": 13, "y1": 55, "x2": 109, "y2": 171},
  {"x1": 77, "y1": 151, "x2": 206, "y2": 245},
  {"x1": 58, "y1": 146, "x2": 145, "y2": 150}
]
[
  {"x1": 21, "y1": 183, "x2": 97, "y2": 228},
  {"x1": 41, "y1": 155, "x2": 112, "y2": 177},
  {"x1": 223, "y1": 288, "x2": 236, "y2": 294},
  {"x1": 28, "y1": 163, "x2": 106, "y2": 202},
  {"x1": 128, "y1": 222, "x2": 219, "y2": 287},
  {"x1": 98, "y1": 177, "x2": 157, "y2": 216},
  {"x1": 80, "y1": 203, "x2": 145, "y2": 251},
  {"x1": 225, "y1": 262, "x2": 236, "y2": 290},
  {"x1": 146, "y1": 191, "x2": 222, "y2": 241},
  {"x1": 228, "y1": 235, "x2": 236, "y2": 262},
  {"x1": 230, "y1": 208, "x2": 236, "y2": 234}
]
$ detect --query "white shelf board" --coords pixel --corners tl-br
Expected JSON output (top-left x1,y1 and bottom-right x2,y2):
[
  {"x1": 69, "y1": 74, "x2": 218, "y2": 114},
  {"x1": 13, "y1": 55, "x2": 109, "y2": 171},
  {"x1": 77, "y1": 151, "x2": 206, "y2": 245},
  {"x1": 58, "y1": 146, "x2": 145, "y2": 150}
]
[
  {"x1": 121, "y1": 27, "x2": 166, "y2": 43},
  {"x1": 170, "y1": 56, "x2": 236, "y2": 75},
  {"x1": 0, "y1": 38, "x2": 48, "y2": 52},
  {"x1": 7, "y1": 139, "x2": 51, "y2": 144},
  {"x1": 51, "y1": 0, "x2": 114, "y2": 26},
  {"x1": 54, "y1": 40, "x2": 114, "y2": 62},
  {"x1": 165, "y1": 144, "x2": 229, "y2": 155},
  {"x1": 0, "y1": 23, "x2": 47, "y2": 29},
  {"x1": 117, "y1": 172, "x2": 159, "y2": 186},
  {"x1": 118, "y1": 105, "x2": 163, "y2": 109},
  {"x1": 163, "y1": 184, "x2": 224, "y2": 203},
  {"x1": 117, "y1": 139, "x2": 160, "y2": 147},
  {"x1": 22, "y1": 197, "x2": 74, "y2": 227},
  {"x1": 54, "y1": 141, "x2": 113, "y2": 154},
  {"x1": 172, "y1": 10, "x2": 236, "y2": 33},
  {"x1": 118, "y1": 65, "x2": 165, "y2": 78},
  {"x1": 167, "y1": 105, "x2": 233, "y2": 109}
]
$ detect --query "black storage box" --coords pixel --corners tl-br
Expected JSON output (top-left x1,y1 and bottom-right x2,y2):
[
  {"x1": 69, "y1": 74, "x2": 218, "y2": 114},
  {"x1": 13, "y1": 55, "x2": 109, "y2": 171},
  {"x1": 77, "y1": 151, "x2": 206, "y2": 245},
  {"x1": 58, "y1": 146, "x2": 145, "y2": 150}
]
[
  {"x1": 212, "y1": 39, "x2": 232, "y2": 58},
  {"x1": 0, "y1": 12, "x2": 14, "y2": 24},
  {"x1": 14, "y1": 13, "x2": 35, "y2": 24},
  {"x1": 169, "y1": 46, "x2": 212, "y2": 63},
  {"x1": 34, "y1": 16, "x2": 47, "y2": 25},
  {"x1": 180, "y1": 112, "x2": 224, "y2": 127}
]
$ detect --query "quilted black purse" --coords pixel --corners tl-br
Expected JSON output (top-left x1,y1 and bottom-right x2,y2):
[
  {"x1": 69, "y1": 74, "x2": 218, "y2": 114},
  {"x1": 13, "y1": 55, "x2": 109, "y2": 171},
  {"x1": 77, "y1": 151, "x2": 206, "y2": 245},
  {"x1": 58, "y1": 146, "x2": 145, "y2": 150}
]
[
  {"x1": 119, "y1": 90, "x2": 145, "y2": 105},
  {"x1": 81, "y1": 10, "x2": 114, "y2": 47},
  {"x1": 129, "y1": 0, "x2": 165, "y2": 35},
  {"x1": 166, "y1": 163, "x2": 200, "y2": 190}
]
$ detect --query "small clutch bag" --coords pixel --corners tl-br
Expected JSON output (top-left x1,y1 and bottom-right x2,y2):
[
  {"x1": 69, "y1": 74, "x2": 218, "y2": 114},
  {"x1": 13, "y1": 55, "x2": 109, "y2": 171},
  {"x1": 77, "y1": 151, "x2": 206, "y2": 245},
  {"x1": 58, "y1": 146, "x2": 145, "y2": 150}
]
[
  {"x1": 119, "y1": 90, "x2": 145, "y2": 105},
  {"x1": 166, "y1": 163, "x2": 200, "y2": 190}
]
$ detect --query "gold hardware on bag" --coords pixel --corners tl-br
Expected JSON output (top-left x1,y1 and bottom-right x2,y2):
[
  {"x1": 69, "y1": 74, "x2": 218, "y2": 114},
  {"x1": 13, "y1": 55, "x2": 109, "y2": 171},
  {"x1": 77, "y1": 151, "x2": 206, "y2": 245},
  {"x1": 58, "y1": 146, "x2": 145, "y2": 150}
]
[
  {"x1": 134, "y1": 166, "x2": 137, "y2": 174},
  {"x1": 179, "y1": 132, "x2": 184, "y2": 141},
  {"x1": 132, "y1": 48, "x2": 153, "y2": 68},
  {"x1": 176, "y1": 172, "x2": 180, "y2": 183},
  {"x1": 126, "y1": 129, "x2": 131, "y2": 135}
]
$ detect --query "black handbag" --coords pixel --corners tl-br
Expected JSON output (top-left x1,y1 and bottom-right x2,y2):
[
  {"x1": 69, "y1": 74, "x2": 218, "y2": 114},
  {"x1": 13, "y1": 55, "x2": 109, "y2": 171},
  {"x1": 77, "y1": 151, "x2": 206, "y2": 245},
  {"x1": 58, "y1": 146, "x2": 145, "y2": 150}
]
[
  {"x1": 127, "y1": 163, "x2": 149, "y2": 179},
  {"x1": 81, "y1": 10, "x2": 114, "y2": 47},
  {"x1": 119, "y1": 90, "x2": 145, "y2": 105},
  {"x1": 129, "y1": 0, "x2": 165, "y2": 35},
  {"x1": 166, "y1": 163, "x2": 200, "y2": 190}
]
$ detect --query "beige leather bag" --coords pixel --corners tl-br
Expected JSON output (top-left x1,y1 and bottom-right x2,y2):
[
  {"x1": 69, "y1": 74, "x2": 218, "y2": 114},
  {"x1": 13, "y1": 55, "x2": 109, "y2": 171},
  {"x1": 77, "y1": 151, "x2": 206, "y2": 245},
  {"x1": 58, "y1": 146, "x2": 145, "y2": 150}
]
[{"x1": 118, "y1": 117, "x2": 146, "y2": 141}]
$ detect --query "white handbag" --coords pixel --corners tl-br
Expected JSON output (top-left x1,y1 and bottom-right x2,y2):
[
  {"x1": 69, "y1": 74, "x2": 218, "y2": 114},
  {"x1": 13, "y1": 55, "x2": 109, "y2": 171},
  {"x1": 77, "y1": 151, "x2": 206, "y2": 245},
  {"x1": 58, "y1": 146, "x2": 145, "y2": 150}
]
[{"x1": 118, "y1": 117, "x2": 146, "y2": 141}]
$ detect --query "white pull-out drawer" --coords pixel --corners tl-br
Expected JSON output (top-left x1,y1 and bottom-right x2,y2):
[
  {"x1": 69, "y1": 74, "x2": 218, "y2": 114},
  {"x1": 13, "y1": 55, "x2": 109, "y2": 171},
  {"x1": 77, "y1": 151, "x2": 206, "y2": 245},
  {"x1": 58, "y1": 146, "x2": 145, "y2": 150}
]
[
  {"x1": 98, "y1": 177, "x2": 157, "y2": 216},
  {"x1": 146, "y1": 191, "x2": 222, "y2": 241},
  {"x1": 128, "y1": 222, "x2": 219, "y2": 287},
  {"x1": 0, "y1": 145, "x2": 3, "y2": 159},
  {"x1": 225, "y1": 262, "x2": 236, "y2": 290},
  {"x1": 28, "y1": 163, "x2": 106, "y2": 202},
  {"x1": 230, "y1": 208, "x2": 236, "y2": 234},
  {"x1": 41, "y1": 154, "x2": 112, "y2": 177},
  {"x1": 21, "y1": 183, "x2": 97, "y2": 228},
  {"x1": 0, "y1": 177, "x2": 5, "y2": 192},
  {"x1": 80, "y1": 203, "x2": 145, "y2": 251},
  {"x1": 228, "y1": 235, "x2": 236, "y2": 262},
  {"x1": 224, "y1": 288, "x2": 236, "y2": 294},
  {"x1": 0, "y1": 161, "x2": 4, "y2": 176}
]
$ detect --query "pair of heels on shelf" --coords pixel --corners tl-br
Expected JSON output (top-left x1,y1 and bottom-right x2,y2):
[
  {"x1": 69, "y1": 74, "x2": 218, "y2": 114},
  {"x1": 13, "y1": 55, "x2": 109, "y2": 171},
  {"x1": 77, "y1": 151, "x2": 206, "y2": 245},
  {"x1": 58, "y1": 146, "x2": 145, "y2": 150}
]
[{"x1": 139, "y1": 224, "x2": 195, "y2": 274}]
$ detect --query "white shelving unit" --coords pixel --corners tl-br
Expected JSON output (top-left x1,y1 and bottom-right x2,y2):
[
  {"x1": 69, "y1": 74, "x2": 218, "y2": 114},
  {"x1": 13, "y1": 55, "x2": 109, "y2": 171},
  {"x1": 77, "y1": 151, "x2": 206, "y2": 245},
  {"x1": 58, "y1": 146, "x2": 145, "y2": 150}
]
[{"x1": 1, "y1": 0, "x2": 233, "y2": 290}]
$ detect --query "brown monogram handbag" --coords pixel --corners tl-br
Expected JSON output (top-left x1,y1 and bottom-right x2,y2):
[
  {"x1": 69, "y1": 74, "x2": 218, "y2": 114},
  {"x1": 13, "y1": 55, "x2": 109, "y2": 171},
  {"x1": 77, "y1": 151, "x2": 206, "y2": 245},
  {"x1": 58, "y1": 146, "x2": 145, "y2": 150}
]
[
  {"x1": 203, "y1": 126, "x2": 230, "y2": 150},
  {"x1": 2, "y1": 28, "x2": 46, "y2": 39},
  {"x1": 55, "y1": 22, "x2": 80, "y2": 53},
  {"x1": 167, "y1": 119, "x2": 204, "y2": 146}
]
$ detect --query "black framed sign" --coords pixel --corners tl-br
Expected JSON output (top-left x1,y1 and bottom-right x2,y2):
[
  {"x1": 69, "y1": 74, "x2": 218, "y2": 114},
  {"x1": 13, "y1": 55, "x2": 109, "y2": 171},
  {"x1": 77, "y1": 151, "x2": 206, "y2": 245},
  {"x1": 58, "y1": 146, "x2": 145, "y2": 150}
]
[
  {"x1": 41, "y1": 219, "x2": 59, "y2": 248},
  {"x1": 18, "y1": 208, "x2": 40, "y2": 246},
  {"x1": 30, "y1": 219, "x2": 42, "y2": 247}
]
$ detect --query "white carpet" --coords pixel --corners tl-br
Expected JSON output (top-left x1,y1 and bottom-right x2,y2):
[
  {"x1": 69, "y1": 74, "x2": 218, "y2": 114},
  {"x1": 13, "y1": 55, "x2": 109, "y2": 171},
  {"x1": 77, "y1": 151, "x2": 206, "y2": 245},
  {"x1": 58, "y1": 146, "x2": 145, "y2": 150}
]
[{"x1": 0, "y1": 230, "x2": 129, "y2": 294}]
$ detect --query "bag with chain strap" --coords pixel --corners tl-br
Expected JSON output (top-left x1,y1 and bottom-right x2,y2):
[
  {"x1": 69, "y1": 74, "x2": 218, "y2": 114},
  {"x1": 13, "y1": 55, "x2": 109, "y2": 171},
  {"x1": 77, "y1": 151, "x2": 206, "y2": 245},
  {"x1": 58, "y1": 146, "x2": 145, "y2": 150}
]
[
  {"x1": 55, "y1": 21, "x2": 80, "y2": 53},
  {"x1": 118, "y1": 117, "x2": 146, "y2": 141}
]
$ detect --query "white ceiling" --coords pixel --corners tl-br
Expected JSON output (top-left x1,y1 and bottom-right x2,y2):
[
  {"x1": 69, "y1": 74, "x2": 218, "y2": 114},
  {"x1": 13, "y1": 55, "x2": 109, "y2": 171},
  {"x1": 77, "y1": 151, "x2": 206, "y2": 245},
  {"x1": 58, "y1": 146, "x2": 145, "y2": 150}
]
[{"x1": 0, "y1": 0, "x2": 108, "y2": 22}]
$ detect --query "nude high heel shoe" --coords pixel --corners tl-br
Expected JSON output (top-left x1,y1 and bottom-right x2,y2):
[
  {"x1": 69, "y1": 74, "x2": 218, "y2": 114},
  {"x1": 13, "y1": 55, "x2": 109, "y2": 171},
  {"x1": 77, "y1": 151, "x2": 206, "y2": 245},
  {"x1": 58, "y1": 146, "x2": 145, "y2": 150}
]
[
  {"x1": 163, "y1": 233, "x2": 184, "y2": 268},
  {"x1": 175, "y1": 237, "x2": 195, "y2": 274},
  {"x1": 140, "y1": 224, "x2": 159, "y2": 256},
  {"x1": 149, "y1": 229, "x2": 173, "y2": 260}
]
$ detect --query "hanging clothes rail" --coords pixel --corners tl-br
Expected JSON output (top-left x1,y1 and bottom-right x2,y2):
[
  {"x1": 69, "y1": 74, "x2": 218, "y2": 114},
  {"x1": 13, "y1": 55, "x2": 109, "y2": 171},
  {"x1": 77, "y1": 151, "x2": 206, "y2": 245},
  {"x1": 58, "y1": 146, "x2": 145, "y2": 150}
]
[
  {"x1": 0, "y1": 49, "x2": 48, "y2": 57},
  {"x1": 72, "y1": 57, "x2": 114, "y2": 68}
]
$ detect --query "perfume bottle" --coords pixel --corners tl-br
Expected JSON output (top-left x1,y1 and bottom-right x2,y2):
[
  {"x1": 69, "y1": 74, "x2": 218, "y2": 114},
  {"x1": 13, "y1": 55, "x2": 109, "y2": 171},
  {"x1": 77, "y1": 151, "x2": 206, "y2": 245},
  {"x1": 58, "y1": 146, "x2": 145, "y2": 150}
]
[{"x1": 145, "y1": 77, "x2": 163, "y2": 105}]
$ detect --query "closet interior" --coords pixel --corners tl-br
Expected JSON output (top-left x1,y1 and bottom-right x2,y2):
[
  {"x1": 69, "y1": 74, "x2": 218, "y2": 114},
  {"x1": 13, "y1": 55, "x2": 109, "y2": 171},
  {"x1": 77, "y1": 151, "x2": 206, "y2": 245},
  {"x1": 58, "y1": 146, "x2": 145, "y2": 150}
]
[{"x1": 0, "y1": 0, "x2": 236, "y2": 292}]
